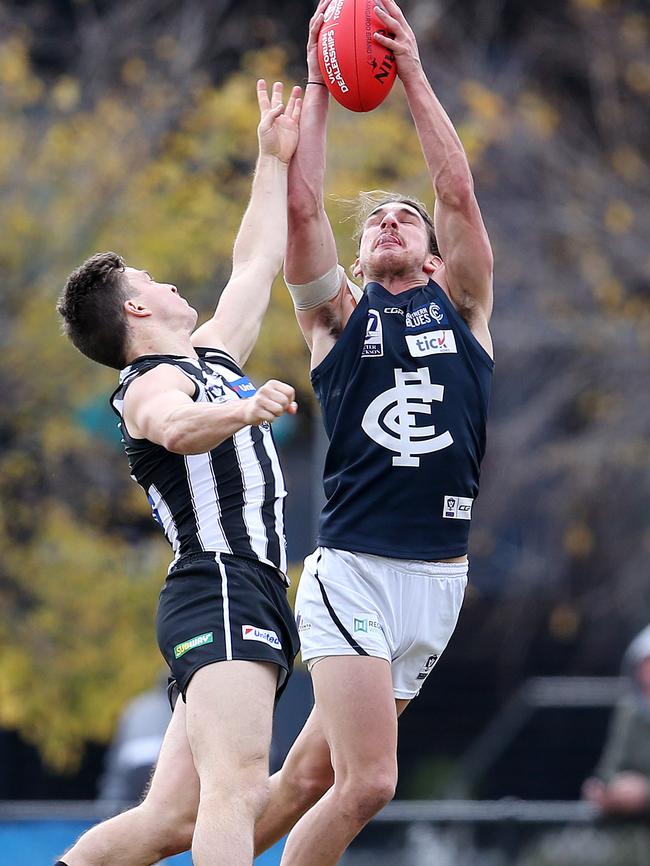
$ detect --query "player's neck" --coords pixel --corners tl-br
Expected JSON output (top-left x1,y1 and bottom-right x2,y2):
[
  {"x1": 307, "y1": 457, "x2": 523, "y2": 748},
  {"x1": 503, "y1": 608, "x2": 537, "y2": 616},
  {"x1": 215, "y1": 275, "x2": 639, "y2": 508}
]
[
  {"x1": 129, "y1": 326, "x2": 197, "y2": 361},
  {"x1": 364, "y1": 271, "x2": 431, "y2": 295}
]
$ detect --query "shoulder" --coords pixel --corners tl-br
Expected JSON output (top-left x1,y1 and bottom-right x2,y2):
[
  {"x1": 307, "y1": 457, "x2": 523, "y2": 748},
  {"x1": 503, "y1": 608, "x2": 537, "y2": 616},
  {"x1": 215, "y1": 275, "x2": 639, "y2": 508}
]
[{"x1": 124, "y1": 362, "x2": 197, "y2": 405}]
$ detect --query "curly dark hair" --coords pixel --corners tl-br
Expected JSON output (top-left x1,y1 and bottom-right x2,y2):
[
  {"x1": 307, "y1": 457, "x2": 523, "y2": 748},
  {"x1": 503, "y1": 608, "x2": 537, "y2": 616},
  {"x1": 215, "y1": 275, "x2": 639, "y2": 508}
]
[
  {"x1": 57, "y1": 252, "x2": 132, "y2": 370},
  {"x1": 347, "y1": 190, "x2": 440, "y2": 257}
]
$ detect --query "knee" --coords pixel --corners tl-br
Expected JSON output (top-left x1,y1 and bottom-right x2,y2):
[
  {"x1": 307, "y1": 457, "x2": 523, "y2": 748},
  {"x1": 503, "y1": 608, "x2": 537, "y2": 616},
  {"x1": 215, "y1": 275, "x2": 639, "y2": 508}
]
[
  {"x1": 281, "y1": 754, "x2": 334, "y2": 810},
  {"x1": 339, "y1": 769, "x2": 397, "y2": 825},
  {"x1": 135, "y1": 801, "x2": 195, "y2": 857}
]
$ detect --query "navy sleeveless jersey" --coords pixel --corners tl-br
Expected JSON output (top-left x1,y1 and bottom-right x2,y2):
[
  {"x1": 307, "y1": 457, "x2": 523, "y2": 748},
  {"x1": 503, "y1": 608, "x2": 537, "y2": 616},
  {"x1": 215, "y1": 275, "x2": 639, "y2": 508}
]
[
  {"x1": 110, "y1": 348, "x2": 288, "y2": 577},
  {"x1": 312, "y1": 279, "x2": 493, "y2": 560}
]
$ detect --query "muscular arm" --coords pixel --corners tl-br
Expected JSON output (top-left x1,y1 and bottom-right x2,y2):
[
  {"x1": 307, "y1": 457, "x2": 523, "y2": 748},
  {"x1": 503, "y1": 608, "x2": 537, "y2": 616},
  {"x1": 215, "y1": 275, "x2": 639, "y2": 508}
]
[
  {"x1": 285, "y1": 1, "x2": 353, "y2": 363},
  {"x1": 376, "y1": 2, "x2": 493, "y2": 349},
  {"x1": 191, "y1": 81, "x2": 302, "y2": 366},
  {"x1": 123, "y1": 365, "x2": 296, "y2": 455}
]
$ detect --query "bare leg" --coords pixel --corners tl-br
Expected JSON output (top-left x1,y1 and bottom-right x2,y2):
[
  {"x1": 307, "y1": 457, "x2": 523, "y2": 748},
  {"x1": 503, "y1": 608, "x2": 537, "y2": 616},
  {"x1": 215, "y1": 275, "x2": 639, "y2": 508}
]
[
  {"x1": 186, "y1": 660, "x2": 276, "y2": 866},
  {"x1": 60, "y1": 682, "x2": 335, "y2": 866},
  {"x1": 280, "y1": 657, "x2": 404, "y2": 866},
  {"x1": 255, "y1": 708, "x2": 334, "y2": 854},
  {"x1": 62, "y1": 699, "x2": 198, "y2": 866}
]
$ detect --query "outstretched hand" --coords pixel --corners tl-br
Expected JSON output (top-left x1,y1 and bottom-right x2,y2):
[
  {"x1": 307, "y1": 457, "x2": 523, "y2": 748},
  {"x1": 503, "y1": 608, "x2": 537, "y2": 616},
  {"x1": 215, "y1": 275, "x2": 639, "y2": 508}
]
[
  {"x1": 373, "y1": 0, "x2": 422, "y2": 81},
  {"x1": 257, "y1": 80, "x2": 302, "y2": 164},
  {"x1": 306, "y1": 0, "x2": 332, "y2": 84}
]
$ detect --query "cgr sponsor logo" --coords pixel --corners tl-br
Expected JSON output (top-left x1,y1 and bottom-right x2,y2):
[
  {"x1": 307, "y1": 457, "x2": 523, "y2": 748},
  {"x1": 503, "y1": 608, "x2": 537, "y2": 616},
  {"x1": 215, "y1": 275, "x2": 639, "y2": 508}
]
[
  {"x1": 384, "y1": 307, "x2": 404, "y2": 315},
  {"x1": 443, "y1": 495, "x2": 473, "y2": 520}
]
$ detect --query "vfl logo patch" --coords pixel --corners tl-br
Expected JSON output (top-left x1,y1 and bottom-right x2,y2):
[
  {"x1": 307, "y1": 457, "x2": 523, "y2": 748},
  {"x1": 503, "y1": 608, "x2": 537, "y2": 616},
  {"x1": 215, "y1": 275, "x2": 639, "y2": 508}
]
[
  {"x1": 406, "y1": 330, "x2": 457, "y2": 357},
  {"x1": 242, "y1": 625, "x2": 282, "y2": 649},
  {"x1": 174, "y1": 632, "x2": 213, "y2": 659},
  {"x1": 443, "y1": 495, "x2": 473, "y2": 520},
  {"x1": 416, "y1": 654, "x2": 439, "y2": 681},
  {"x1": 361, "y1": 308, "x2": 384, "y2": 358},
  {"x1": 361, "y1": 367, "x2": 454, "y2": 467}
]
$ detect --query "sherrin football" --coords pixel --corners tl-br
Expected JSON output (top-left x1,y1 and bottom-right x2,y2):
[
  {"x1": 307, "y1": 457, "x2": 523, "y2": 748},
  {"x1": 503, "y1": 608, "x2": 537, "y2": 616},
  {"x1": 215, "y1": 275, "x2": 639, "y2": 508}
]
[{"x1": 318, "y1": 0, "x2": 397, "y2": 112}]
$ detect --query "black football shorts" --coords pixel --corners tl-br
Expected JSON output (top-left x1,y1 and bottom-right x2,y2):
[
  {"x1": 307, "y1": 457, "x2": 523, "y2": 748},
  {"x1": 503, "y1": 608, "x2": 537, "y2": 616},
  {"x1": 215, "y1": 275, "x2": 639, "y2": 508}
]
[{"x1": 156, "y1": 552, "x2": 299, "y2": 704}]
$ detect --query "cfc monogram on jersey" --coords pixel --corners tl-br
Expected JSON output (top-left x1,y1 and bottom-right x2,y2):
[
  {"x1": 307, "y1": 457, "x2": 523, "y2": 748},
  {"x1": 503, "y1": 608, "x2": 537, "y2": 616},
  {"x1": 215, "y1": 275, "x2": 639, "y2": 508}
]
[{"x1": 312, "y1": 279, "x2": 493, "y2": 561}]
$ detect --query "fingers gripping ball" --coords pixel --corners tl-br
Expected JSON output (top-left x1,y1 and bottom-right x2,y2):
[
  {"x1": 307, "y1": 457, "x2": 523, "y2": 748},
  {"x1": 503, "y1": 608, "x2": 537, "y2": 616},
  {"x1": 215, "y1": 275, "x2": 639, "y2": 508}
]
[{"x1": 318, "y1": 0, "x2": 397, "y2": 112}]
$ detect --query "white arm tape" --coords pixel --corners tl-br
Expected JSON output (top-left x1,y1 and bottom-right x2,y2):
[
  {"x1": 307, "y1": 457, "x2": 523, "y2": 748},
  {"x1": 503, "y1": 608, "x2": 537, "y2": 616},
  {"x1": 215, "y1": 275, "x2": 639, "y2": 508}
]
[
  {"x1": 285, "y1": 264, "x2": 362, "y2": 311},
  {"x1": 285, "y1": 263, "x2": 342, "y2": 310}
]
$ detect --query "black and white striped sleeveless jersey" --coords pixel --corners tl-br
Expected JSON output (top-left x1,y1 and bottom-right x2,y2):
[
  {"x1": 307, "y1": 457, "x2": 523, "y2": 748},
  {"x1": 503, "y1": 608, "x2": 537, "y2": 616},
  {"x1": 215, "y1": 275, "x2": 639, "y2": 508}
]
[{"x1": 110, "y1": 347, "x2": 288, "y2": 579}]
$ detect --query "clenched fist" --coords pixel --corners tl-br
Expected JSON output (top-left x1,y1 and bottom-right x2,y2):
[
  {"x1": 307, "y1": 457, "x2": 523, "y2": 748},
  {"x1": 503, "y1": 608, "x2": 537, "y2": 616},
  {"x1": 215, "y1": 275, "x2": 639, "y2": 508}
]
[{"x1": 242, "y1": 379, "x2": 297, "y2": 426}]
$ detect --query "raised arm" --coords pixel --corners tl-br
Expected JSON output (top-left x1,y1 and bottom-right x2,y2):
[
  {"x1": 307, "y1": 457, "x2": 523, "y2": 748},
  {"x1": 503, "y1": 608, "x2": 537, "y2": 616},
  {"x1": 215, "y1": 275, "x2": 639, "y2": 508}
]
[
  {"x1": 123, "y1": 364, "x2": 296, "y2": 455},
  {"x1": 375, "y1": 1, "x2": 494, "y2": 338},
  {"x1": 191, "y1": 80, "x2": 302, "y2": 366},
  {"x1": 285, "y1": 0, "x2": 357, "y2": 362}
]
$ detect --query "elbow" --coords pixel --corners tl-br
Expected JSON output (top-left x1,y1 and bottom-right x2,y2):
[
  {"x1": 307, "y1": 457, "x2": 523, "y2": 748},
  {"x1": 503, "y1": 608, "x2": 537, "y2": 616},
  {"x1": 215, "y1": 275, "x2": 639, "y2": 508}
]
[
  {"x1": 160, "y1": 429, "x2": 187, "y2": 454},
  {"x1": 435, "y1": 172, "x2": 475, "y2": 210}
]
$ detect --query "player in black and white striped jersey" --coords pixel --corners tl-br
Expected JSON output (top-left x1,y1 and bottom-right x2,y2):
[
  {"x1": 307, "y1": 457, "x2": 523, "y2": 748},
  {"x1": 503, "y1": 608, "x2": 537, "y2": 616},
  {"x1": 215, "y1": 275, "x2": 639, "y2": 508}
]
[
  {"x1": 55, "y1": 80, "x2": 304, "y2": 866},
  {"x1": 111, "y1": 348, "x2": 288, "y2": 577}
]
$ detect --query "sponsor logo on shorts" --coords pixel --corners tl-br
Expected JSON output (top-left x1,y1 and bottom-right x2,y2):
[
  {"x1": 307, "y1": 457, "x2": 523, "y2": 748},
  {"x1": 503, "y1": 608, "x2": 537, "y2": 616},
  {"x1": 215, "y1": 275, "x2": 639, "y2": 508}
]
[
  {"x1": 405, "y1": 329, "x2": 457, "y2": 357},
  {"x1": 242, "y1": 625, "x2": 282, "y2": 649},
  {"x1": 296, "y1": 613, "x2": 311, "y2": 633},
  {"x1": 173, "y1": 632, "x2": 214, "y2": 659},
  {"x1": 443, "y1": 495, "x2": 473, "y2": 520},
  {"x1": 353, "y1": 615, "x2": 382, "y2": 634},
  {"x1": 416, "y1": 654, "x2": 439, "y2": 681}
]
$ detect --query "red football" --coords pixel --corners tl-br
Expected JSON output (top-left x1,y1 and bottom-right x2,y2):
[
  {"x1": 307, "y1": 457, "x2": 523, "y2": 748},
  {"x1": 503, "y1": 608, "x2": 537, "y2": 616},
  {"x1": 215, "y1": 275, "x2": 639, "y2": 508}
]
[{"x1": 318, "y1": 0, "x2": 397, "y2": 112}]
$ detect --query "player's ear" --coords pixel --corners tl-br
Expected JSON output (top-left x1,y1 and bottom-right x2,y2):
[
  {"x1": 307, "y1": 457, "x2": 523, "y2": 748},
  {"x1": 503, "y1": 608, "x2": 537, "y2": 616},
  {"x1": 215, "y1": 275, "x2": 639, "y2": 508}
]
[
  {"x1": 423, "y1": 254, "x2": 443, "y2": 276},
  {"x1": 124, "y1": 298, "x2": 152, "y2": 318},
  {"x1": 352, "y1": 257, "x2": 363, "y2": 279}
]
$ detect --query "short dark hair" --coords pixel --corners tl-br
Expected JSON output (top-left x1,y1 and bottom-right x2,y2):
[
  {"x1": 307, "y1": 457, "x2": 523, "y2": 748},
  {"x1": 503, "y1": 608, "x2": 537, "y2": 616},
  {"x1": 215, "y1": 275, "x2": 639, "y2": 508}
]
[
  {"x1": 57, "y1": 252, "x2": 132, "y2": 370},
  {"x1": 350, "y1": 190, "x2": 440, "y2": 257}
]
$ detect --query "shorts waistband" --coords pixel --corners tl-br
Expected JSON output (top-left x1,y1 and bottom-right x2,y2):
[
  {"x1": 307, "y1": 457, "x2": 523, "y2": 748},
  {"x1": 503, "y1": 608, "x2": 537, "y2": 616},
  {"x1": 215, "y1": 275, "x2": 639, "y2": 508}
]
[
  {"x1": 168, "y1": 551, "x2": 217, "y2": 574},
  {"x1": 324, "y1": 547, "x2": 469, "y2": 578}
]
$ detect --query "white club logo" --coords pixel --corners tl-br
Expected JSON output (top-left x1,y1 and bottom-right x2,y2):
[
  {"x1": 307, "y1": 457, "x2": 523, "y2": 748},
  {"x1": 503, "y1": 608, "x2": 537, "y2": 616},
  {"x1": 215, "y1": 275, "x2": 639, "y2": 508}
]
[{"x1": 361, "y1": 368, "x2": 453, "y2": 467}]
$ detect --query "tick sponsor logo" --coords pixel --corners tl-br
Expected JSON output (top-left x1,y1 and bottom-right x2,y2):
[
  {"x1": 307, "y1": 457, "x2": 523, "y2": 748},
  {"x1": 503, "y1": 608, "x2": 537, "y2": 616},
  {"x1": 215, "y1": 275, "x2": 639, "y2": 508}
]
[
  {"x1": 242, "y1": 625, "x2": 282, "y2": 649},
  {"x1": 406, "y1": 329, "x2": 457, "y2": 357},
  {"x1": 174, "y1": 632, "x2": 214, "y2": 659},
  {"x1": 443, "y1": 495, "x2": 473, "y2": 520}
]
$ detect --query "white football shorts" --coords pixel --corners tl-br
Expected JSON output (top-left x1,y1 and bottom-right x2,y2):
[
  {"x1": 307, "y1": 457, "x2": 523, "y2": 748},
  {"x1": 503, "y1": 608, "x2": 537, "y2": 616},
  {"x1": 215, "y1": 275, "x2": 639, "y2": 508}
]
[{"x1": 295, "y1": 547, "x2": 468, "y2": 700}]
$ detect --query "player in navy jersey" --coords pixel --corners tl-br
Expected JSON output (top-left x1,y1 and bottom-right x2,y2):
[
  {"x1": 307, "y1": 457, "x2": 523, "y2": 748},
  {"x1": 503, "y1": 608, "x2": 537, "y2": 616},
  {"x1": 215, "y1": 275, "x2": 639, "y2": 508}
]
[
  {"x1": 54, "y1": 81, "x2": 307, "y2": 866},
  {"x1": 273, "y1": 1, "x2": 495, "y2": 863}
]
